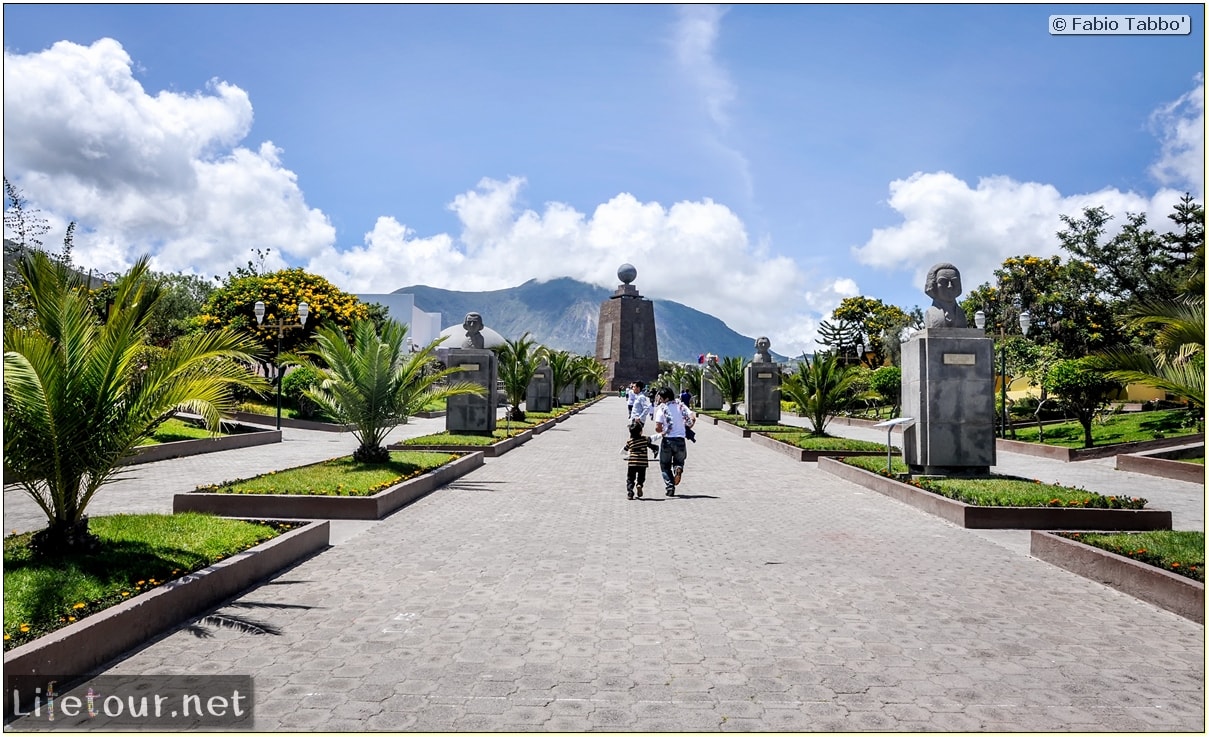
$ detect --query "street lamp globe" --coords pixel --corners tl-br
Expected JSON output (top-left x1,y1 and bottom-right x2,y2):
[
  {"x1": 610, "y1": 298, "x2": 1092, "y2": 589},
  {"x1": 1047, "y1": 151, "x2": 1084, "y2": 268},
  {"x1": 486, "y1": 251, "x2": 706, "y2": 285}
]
[
  {"x1": 1018, "y1": 309, "x2": 1031, "y2": 337},
  {"x1": 253, "y1": 300, "x2": 266, "y2": 324},
  {"x1": 973, "y1": 310, "x2": 986, "y2": 330}
]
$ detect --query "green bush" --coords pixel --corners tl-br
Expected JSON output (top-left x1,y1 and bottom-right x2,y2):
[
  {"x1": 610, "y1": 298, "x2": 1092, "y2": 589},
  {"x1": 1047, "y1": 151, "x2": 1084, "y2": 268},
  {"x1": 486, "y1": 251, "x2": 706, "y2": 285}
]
[{"x1": 281, "y1": 365, "x2": 324, "y2": 418}]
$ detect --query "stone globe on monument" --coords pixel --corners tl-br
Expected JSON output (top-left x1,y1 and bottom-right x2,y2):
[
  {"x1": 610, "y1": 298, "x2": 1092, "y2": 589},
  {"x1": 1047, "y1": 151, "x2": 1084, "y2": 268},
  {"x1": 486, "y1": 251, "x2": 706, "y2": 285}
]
[{"x1": 595, "y1": 263, "x2": 659, "y2": 391}]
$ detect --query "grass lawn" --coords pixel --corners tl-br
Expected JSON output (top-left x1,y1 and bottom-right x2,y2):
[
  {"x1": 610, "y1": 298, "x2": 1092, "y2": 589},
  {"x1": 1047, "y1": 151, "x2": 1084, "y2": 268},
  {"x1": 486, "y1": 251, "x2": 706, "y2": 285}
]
[
  {"x1": 3, "y1": 513, "x2": 292, "y2": 650},
  {"x1": 1009, "y1": 408, "x2": 1200, "y2": 448},
  {"x1": 776, "y1": 434, "x2": 889, "y2": 452},
  {"x1": 236, "y1": 399, "x2": 338, "y2": 423},
  {"x1": 135, "y1": 417, "x2": 222, "y2": 446},
  {"x1": 843, "y1": 455, "x2": 1149, "y2": 509},
  {"x1": 400, "y1": 427, "x2": 526, "y2": 447},
  {"x1": 1059, "y1": 530, "x2": 1204, "y2": 582},
  {"x1": 197, "y1": 450, "x2": 457, "y2": 496}
]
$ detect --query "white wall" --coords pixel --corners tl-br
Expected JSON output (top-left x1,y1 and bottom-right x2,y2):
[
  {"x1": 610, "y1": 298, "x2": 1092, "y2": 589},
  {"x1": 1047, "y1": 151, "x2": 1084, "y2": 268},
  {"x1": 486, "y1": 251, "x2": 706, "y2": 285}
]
[{"x1": 356, "y1": 293, "x2": 441, "y2": 351}]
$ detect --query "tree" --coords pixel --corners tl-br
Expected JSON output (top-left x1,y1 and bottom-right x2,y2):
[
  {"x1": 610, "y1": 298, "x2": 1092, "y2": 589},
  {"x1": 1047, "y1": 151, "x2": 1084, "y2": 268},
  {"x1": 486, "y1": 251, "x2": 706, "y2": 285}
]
[
  {"x1": 1042, "y1": 359, "x2": 1122, "y2": 449},
  {"x1": 4, "y1": 251, "x2": 267, "y2": 555},
  {"x1": 5, "y1": 179, "x2": 81, "y2": 330},
  {"x1": 541, "y1": 348, "x2": 577, "y2": 406},
  {"x1": 815, "y1": 318, "x2": 862, "y2": 364},
  {"x1": 1163, "y1": 193, "x2": 1205, "y2": 296},
  {"x1": 496, "y1": 333, "x2": 542, "y2": 421},
  {"x1": 781, "y1": 352, "x2": 876, "y2": 435},
  {"x1": 573, "y1": 354, "x2": 605, "y2": 397},
  {"x1": 832, "y1": 296, "x2": 914, "y2": 368},
  {"x1": 294, "y1": 320, "x2": 483, "y2": 462},
  {"x1": 868, "y1": 365, "x2": 902, "y2": 416},
  {"x1": 706, "y1": 356, "x2": 746, "y2": 414},
  {"x1": 4, "y1": 177, "x2": 51, "y2": 252},
  {"x1": 198, "y1": 267, "x2": 371, "y2": 378},
  {"x1": 146, "y1": 271, "x2": 215, "y2": 346},
  {"x1": 961, "y1": 254, "x2": 1121, "y2": 360},
  {"x1": 1084, "y1": 296, "x2": 1204, "y2": 412},
  {"x1": 1056, "y1": 203, "x2": 1200, "y2": 305}
]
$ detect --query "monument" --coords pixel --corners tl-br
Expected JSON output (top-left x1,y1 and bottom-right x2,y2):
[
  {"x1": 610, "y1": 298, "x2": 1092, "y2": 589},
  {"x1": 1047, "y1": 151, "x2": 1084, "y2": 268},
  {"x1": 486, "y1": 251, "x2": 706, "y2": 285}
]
[
  {"x1": 900, "y1": 263, "x2": 995, "y2": 474},
  {"x1": 744, "y1": 337, "x2": 781, "y2": 424},
  {"x1": 527, "y1": 357, "x2": 553, "y2": 413},
  {"x1": 595, "y1": 263, "x2": 659, "y2": 392},
  {"x1": 446, "y1": 312, "x2": 498, "y2": 434}
]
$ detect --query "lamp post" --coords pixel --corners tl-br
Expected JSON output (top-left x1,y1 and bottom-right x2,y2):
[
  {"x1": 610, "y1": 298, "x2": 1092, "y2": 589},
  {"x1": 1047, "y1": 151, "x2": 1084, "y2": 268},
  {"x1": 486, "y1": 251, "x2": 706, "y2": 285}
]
[
  {"x1": 253, "y1": 300, "x2": 309, "y2": 430},
  {"x1": 974, "y1": 304, "x2": 1032, "y2": 439}
]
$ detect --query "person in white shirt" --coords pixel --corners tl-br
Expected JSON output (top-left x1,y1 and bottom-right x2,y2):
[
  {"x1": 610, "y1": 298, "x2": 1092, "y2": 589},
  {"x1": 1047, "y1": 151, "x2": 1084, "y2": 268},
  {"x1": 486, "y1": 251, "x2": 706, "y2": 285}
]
[
  {"x1": 653, "y1": 387, "x2": 692, "y2": 496},
  {"x1": 629, "y1": 381, "x2": 652, "y2": 425}
]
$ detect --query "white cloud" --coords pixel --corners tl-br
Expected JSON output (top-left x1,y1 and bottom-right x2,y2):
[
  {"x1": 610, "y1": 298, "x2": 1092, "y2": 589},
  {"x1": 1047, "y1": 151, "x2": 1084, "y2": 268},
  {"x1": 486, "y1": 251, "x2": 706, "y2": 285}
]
[
  {"x1": 2, "y1": 38, "x2": 334, "y2": 277},
  {"x1": 1149, "y1": 74, "x2": 1205, "y2": 197},
  {"x1": 309, "y1": 176, "x2": 822, "y2": 356}
]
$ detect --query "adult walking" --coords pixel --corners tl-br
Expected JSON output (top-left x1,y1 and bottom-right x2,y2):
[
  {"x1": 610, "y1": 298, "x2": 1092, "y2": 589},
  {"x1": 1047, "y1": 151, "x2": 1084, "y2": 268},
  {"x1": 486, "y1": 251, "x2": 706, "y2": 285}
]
[
  {"x1": 629, "y1": 381, "x2": 652, "y2": 425},
  {"x1": 653, "y1": 387, "x2": 691, "y2": 496}
]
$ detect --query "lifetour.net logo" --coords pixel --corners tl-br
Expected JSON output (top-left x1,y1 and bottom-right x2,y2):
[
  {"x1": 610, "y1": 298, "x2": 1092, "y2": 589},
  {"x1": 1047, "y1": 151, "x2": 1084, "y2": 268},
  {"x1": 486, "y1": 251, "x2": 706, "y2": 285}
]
[{"x1": 5, "y1": 675, "x2": 254, "y2": 730}]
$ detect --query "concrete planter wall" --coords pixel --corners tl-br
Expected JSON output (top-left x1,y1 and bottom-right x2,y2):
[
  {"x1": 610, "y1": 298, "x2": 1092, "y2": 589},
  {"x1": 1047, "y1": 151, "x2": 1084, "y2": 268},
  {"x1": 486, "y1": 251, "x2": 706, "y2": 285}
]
[
  {"x1": 393, "y1": 429, "x2": 533, "y2": 458},
  {"x1": 3, "y1": 520, "x2": 329, "y2": 714},
  {"x1": 121, "y1": 424, "x2": 281, "y2": 466},
  {"x1": 175, "y1": 452, "x2": 484, "y2": 520},
  {"x1": 1115, "y1": 443, "x2": 1205, "y2": 484},
  {"x1": 749, "y1": 432, "x2": 888, "y2": 463},
  {"x1": 996, "y1": 433, "x2": 1204, "y2": 462},
  {"x1": 225, "y1": 410, "x2": 356, "y2": 433},
  {"x1": 818, "y1": 457, "x2": 1173, "y2": 530},
  {"x1": 1031, "y1": 531, "x2": 1203, "y2": 624}
]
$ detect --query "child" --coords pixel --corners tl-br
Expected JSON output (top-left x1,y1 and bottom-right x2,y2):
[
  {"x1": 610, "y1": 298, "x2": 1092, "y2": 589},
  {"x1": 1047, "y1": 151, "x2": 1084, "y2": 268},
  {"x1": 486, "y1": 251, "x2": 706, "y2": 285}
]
[{"x1": 622, "y1": 420, "x2": 658, "y2": 500}]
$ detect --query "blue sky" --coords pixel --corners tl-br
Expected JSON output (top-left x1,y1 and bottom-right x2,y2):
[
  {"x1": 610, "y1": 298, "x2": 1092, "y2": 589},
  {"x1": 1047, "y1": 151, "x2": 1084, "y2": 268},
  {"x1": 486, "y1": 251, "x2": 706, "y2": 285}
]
[{"x1": 3, "y1": 4, "x2": 1204, "y2": 357}]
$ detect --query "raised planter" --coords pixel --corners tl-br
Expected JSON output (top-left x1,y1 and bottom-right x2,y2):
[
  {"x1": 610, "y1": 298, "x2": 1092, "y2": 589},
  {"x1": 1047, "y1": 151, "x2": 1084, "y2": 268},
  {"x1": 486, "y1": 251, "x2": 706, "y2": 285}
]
[
  {"x1": 716, "y1": 421, "x2": 751, "y2": 438},
  {"x1": 526, "y1": 418, "x2": 559, "y2": 435},
  {"x1": 819, "y1": 457, "x2": 1173, "y2": 530},
  {"x1": 414, "y1": 409, "x2": 447, "y2": 419},
  {"x1": 1116, "y1": 443, "x2": 1205, "y2": 484},
  {"x1": 174, "y1": 452, "x2": 483, "y2": 520},
  {"x1": 997, "y1": 433, "x2": 1204, "y2": 462},
  {"x1": 3, "y1": 520, "x2": 329, "y2": 714},
  {"x1": 393, "y1": 429, "x2": 533, "y2": 458},
  {"x1": 749, "y1": 432, "x2": 889, "y2": 463},
  {"x1": 1031, "y1": 531, "x2": 1203, "y2": 624},
  {"x1": 121, "y1": 423, "x2": 281, "y2": 466},
  {"x1": 225, "y1": 410, "x2": 356, "y2": 433}
]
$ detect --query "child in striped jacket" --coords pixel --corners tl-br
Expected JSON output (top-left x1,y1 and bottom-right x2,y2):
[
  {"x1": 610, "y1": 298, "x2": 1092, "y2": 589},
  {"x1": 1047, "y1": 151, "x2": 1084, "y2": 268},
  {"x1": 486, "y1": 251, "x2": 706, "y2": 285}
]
[{"x1": 623, "y1": 420, "x2": 658, "y2": 500}]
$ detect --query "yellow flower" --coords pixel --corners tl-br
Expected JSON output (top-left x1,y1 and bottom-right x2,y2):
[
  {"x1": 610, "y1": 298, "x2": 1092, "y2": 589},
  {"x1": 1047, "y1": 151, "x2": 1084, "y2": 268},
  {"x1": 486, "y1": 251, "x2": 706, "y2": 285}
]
[{"x1": 73, "y1": 602, "x2": 86, "y2": 609}]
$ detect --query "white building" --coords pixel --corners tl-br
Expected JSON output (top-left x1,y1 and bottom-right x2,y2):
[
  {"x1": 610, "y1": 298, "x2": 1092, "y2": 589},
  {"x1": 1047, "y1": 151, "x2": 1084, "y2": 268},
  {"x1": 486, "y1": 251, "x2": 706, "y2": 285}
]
[{"x1": 355, "y1": 293, "x2": 442, "y2": 351}]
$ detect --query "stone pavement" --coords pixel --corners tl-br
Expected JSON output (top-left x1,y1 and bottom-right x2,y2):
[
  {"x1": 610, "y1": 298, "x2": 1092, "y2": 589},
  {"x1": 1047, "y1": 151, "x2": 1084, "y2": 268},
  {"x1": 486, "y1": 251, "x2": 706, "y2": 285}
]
[{"x1": 5, "y1": 399, "x2": 1205, "y2": 731}]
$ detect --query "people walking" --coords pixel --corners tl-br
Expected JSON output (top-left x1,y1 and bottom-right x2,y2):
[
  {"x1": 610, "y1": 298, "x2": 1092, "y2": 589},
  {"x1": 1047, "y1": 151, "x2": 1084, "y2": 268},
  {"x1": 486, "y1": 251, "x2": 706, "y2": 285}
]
[
  {"x1": 622, "y1": 420, "x2": 658, "y2": 500},
  {"x1": 653, "y1": 387, "x2": 692, "y2": 496},
  {"x1": 629, "y1": 381, "x2": 652, "y2": 426}
]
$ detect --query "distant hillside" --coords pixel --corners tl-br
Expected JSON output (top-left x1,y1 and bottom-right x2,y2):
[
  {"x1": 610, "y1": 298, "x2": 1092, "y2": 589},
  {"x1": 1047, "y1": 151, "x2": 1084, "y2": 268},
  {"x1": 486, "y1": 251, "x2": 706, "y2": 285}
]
[{"x1": 392, "y1": 277, "x2": 781, "y2": 363}]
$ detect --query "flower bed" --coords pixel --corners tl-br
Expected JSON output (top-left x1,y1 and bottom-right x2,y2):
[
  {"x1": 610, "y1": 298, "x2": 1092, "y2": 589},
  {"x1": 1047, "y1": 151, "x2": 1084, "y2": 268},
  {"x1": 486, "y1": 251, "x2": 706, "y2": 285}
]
[
  {"x1": 174, "y1": 452, "x2": 483, "y2": 519},
  {"x1": 819, "y1": 457, "x2": 1173, "y2": 530},
  {"x1": 1031, "y1": 531, "x2": 1203, "y2": 623},
  {"x1": 4, "y1": 519, "x2": 329, "y2": 710}
]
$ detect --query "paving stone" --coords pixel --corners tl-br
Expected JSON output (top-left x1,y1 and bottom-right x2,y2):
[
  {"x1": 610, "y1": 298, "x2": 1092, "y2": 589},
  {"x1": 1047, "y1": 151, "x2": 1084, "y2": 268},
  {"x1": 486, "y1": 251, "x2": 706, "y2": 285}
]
[{"x1": 5, "y1": 399, "x2": 1202, "y2": 732}]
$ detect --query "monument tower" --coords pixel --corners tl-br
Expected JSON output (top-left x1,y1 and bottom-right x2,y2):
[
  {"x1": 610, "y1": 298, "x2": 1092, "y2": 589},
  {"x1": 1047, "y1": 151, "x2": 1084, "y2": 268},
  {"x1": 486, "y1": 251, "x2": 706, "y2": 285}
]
[{"x1": 596, "y1": 263, "x2": 659, "y2": 391}]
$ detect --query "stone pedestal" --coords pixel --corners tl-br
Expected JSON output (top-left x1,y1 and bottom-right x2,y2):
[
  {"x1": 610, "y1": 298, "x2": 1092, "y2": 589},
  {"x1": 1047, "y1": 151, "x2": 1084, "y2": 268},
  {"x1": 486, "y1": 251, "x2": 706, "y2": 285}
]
[
  {"x1": 526, "y1": 366, "x2": 552, "y2": 413},
  {"x1": 445, "y1": 349, "x2": 498, "y2": 434},
  {"x1": 700, "y1": 374, "x2": 723, "y2": 411},
  {"x1": 557, "y1": 383, "x2": 576, "y2": 406},
  {"x1": 596, "y1": 282, "x2": 660, "y2": 392},
  {"x1": 744, "y1": 362, "x2": 781, "y2": 424},
  {"x1": 900, "y1": 328, "x2": 995, "y2": 474}
]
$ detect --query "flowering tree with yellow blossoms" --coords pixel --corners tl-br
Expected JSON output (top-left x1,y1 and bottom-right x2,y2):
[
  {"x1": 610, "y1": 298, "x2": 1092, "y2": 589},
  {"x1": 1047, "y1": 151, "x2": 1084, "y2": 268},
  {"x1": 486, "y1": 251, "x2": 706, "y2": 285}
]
[{"x1": 198, "y1": 268, "x2": 370, "y2": 359}]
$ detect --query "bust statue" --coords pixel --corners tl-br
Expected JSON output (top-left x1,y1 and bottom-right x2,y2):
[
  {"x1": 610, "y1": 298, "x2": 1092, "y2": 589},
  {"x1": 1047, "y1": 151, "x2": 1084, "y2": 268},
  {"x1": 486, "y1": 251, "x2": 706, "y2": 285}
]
[
  {"x1": 753, "y1": 336, "x2": 773, "y2": 363},
  {"x1": 922, "y1": 262, "x2": 968, "y2": 329},
  {"x1": 461, "y1": 312, "x2": 485, "y2": 349}
]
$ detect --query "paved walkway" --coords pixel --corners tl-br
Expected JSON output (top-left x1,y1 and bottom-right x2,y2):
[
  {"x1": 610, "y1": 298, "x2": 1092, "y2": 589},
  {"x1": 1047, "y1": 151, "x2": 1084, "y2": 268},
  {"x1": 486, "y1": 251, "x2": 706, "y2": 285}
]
[{"x1": 5, "y1": 399, "x2": 1205, "y2": 731}]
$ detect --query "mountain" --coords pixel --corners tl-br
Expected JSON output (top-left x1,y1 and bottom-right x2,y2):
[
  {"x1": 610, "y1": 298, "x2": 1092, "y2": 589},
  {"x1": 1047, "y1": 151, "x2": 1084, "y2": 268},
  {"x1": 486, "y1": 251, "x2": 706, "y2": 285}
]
[{"x1": 392, "y1": 277, "x2": 783, "y2": 363}]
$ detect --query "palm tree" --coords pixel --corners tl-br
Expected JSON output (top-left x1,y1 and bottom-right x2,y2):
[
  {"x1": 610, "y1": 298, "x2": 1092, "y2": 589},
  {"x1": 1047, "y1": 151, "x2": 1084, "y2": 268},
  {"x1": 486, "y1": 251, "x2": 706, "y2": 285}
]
[
  {"x1": 4, "y1": 251, "x2": 267, "y2": 555},
  {"x1": 781, "y1": 351, "x2": 876, "y2": 436},
  {"x1": 573, "y1": 354, "x2": 605, "y2": 398},
  {"x1": 1085, "y1": 296, "x2": 1205, "y2": 412},
  {"x1": 496, "y1": 332, "x2": 542, "y2": 421},
  {"x1": 295, "y1": 319, "x2": 484, "y2": 462},
  {"x1": 706, "y1": 356, "x2": 746, "y2": 414},
  {"x1": 542, "y1": 348, "x2": 577, "y2": 407}
]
